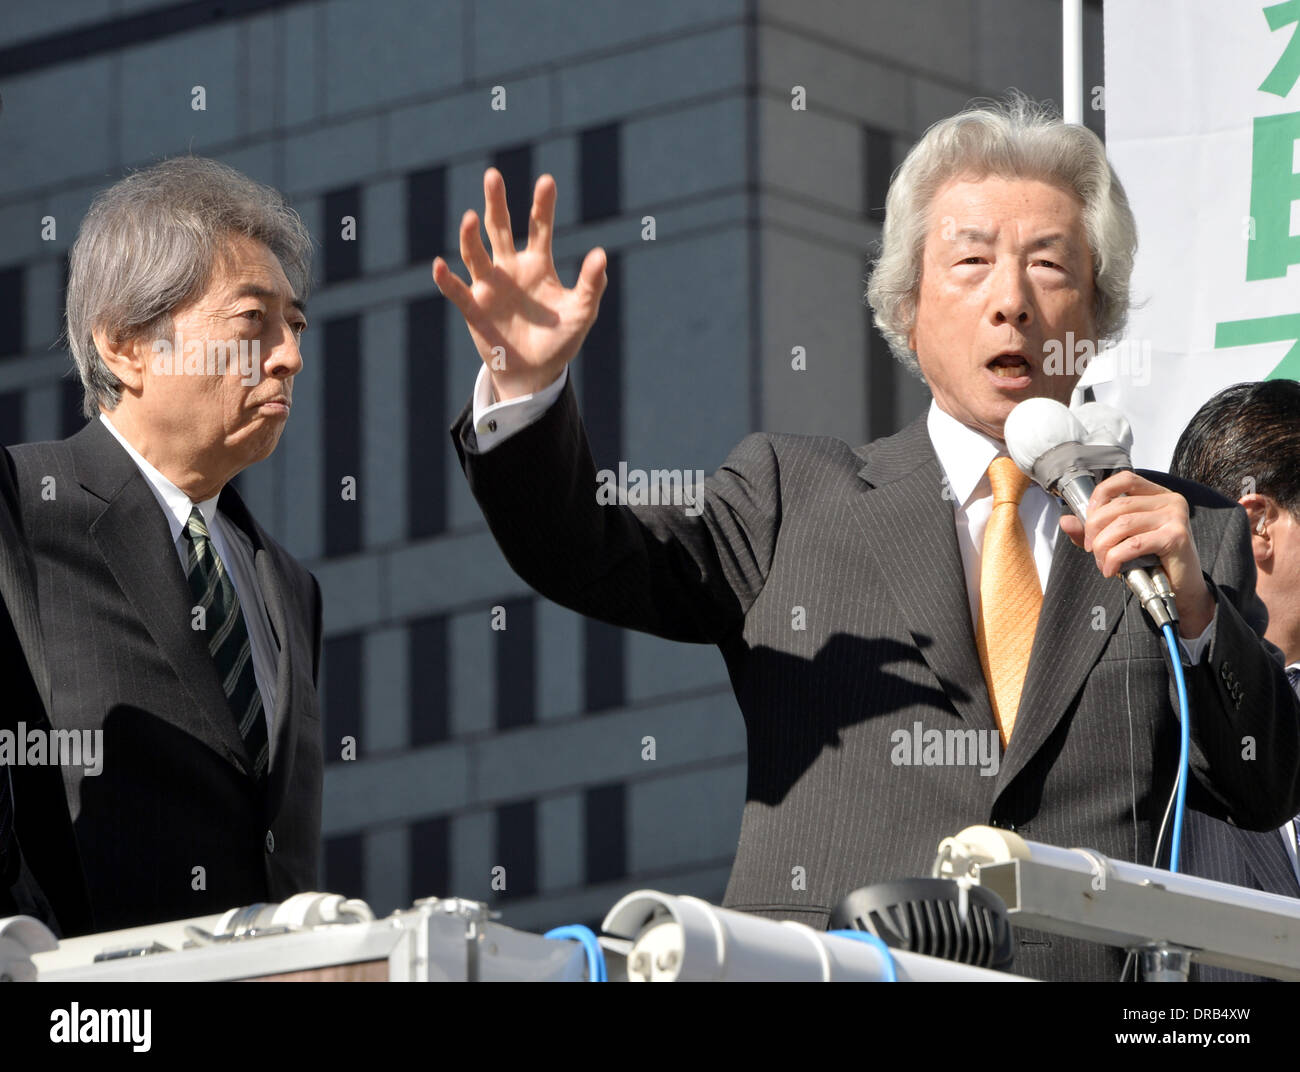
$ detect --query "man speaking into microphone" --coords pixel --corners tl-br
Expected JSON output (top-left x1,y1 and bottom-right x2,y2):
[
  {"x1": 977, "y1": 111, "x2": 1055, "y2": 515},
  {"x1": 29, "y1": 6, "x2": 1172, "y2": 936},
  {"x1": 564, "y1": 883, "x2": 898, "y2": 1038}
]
[{"x1": 439, "y1": 97, "x2": 1300, "y2": 982}]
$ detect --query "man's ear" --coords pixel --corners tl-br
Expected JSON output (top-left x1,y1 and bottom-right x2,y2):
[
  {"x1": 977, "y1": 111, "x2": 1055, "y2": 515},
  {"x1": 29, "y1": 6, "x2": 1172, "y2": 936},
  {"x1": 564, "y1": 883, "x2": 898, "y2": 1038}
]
[
  {"x1": 91, "y1": 326, "x2": 148, "y2": 393},
  {"x1": 1238, "y1": 493, "x2": 1277, "y2": 568}
]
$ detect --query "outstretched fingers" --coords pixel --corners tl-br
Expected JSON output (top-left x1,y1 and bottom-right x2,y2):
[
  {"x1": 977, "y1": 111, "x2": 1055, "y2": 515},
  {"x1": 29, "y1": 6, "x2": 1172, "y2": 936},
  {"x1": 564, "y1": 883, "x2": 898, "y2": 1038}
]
[
  {"x1": 575, "y1": 246, "x2": 608, "y2": 305},
  {"x1": 458, "y1": 209, "x2": 493, "y2": 283},
  {"x1": 527, "y1": 174, "x2": 557, "y2": 259},
  {"x1": 482, "y1": 167, "x2": 517, "y2": 263}
]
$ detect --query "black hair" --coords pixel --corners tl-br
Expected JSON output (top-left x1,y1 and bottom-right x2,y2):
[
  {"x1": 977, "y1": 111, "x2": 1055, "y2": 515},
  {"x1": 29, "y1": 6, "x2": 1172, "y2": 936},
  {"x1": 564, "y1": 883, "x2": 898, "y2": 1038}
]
[{"x1": 1170, "y1": 380, "x2": 1300, "y2": 514}]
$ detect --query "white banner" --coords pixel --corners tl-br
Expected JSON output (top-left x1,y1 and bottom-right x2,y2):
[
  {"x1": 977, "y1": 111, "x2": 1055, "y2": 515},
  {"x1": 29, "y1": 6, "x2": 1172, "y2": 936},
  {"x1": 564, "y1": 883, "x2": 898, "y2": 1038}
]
[{"x1": 1092, "y1": 0, "x2": 1300, "y2": 470}]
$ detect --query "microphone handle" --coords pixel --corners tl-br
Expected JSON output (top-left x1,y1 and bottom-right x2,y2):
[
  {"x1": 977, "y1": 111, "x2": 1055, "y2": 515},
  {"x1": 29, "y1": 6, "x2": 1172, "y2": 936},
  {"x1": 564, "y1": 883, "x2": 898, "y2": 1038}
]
[{"x1": 1056, "y1": 474, "x2": 1177, "y2": 628}]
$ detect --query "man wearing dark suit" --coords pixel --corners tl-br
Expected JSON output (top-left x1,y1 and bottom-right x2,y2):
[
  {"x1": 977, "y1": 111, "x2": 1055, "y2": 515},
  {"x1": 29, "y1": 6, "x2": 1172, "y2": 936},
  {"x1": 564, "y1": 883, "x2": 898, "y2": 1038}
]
[
  {"x1": 435, "y1": 101, "x2": 1300, "y2": 981},
  {"x1": 1170, "y1": 381, "x2": 1300, "y2": 980},
  {"x1": 0, "y1": 449, "x2": 92, "y2": 937},
  {"x1": 9, "y1": 157, "x2": 323, "y2": 934}
]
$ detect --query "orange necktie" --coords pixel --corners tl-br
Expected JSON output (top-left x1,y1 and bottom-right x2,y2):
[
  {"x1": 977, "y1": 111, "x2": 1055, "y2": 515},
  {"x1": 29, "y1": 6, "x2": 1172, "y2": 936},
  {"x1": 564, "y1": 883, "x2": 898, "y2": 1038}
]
[{"x1": 975, "y1": 457, "x2": 1043, "y2": 747}]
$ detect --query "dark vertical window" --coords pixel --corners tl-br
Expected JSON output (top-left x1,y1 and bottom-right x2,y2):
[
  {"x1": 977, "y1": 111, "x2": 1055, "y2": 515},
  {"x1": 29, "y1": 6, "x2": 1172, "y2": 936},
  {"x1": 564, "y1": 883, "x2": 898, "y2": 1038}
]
[
  {"x1": 584, "y1": 783, "x2": 626, "y2": 884},
  {"x1": 323, "y1": 186, "x2": 361, "y2": 284},
  {"x1": 60, "y1": 377, "x2": 85, "y2": 436},
  {"x1": 490, "y1": 144, "x2": 532, "y2": 246},
  {"x1": 409, "y1": 614, "x2": 449, "y2": 746},
  {"x1": 866, "y1": 312, "x2": 897, "y2": 443},
  {"x1": 494, "y1": 597, "x2": 535, "y2": 730},
  {"x1": 323, "y1": 316, "x2": 361, "y2": 557},
  {"x1": 406, "y1": 165, "x2": 447, "y2": 266},
  {"x1": 323, "y1": 833, "x2": 365, "y2": 899},
  {"x1": 862, "y1": 125, "x2": 893, "y2": 224},
  {"x1": 409, "y1": 815, "x2": 451, "y2": 901},
  {"x1": 59, "y1": 252, "x2": 70, "y2": 347},
  {"x1": 0, "y1": 266, "x2": 24, "y2": 357},
  {"x1": 580, "y1": 249, "x2": 624, "y2": 713},
  {"x1": 494, "y1": 800, "x2": 537, "y2": 901},
  {"x1": 578, "y1": 249, "x2": 621, "y2": 467},
  {"x1": 579, "y1": 123, "x2": 620, "y2": 223},
  {"x1": 406, "y1": 297, "x2": 446, "y2": 539},
  {"x1": 0, "y1": 390, "x2": 23, "y2": 445},
  {"x1": 323, "y1": 633, "x2": 363, "y2": 765},
  {"x1": 584, "y1": 621, "x2": 624, "y2": 714}
]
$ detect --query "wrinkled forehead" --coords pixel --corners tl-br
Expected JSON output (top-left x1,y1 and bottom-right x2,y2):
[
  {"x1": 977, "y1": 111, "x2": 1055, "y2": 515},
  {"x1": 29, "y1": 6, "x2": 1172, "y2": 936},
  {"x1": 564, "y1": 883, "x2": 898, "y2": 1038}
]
[
  {"x1": 208, "y1": 234, "x2": 304, "y2": 306},
  {"x1": 923, "y1": 174, "x2": 1092, "y2": 255}
]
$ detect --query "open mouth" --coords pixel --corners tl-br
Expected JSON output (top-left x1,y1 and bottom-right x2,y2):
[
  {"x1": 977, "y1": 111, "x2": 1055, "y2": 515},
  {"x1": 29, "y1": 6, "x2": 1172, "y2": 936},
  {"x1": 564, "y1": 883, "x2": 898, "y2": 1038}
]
[{"x1": 987, "y1": 353, "x2": 1031, "y2": 379}]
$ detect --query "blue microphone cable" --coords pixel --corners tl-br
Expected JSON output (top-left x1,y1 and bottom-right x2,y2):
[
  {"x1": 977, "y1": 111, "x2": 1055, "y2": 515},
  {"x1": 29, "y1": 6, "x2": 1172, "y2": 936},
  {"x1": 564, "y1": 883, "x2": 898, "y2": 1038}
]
[
  {"x1": 1157, "y1": 621, "x2": 1192, "y2": 874},
  {"x1": 543, "y1": 924, "x2": 607, "y2": 982},
  {"x1": 827, "y1": 930, "x2": 898, "y2": 981}
]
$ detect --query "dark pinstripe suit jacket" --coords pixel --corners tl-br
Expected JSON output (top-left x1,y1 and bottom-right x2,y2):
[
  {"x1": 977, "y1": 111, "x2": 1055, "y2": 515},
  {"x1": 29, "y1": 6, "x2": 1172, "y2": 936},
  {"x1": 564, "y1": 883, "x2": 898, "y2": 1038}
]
[
  {"x1": 9, "y1": 418, "x2": 324, "y2": 934},
  {"x1": 0, "y1": 449, "x2": 92, "y2": 936},
  {"x1": 1183, "y1": 813, "x2": 1300, "y2": 982},
  {"x1": 452, "y1": 377, "x2": 1300, "y2": 982},
  {"x1": 1183, "y1": 679, "x2": 1300, "y2": 983}
]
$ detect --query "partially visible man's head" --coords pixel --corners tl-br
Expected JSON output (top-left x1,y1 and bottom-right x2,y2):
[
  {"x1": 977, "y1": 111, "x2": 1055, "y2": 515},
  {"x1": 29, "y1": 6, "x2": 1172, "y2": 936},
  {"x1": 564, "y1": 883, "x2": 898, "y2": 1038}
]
[
  {"x1": 866, "y1": 96, "x2": 1137, "y2": 440},
  {"x1": 1171, "y1": 380, "x2": 1300, "y2": 661},
  {"x1": 65, "y1": 157, "x2": 313, "y2": 495}
]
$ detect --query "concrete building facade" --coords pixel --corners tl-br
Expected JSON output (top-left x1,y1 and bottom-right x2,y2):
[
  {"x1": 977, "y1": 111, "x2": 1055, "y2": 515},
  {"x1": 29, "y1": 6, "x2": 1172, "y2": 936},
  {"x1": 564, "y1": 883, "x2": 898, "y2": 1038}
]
[{"x1": 0, "y1": 0, "x2": 1103, "y2": 931}]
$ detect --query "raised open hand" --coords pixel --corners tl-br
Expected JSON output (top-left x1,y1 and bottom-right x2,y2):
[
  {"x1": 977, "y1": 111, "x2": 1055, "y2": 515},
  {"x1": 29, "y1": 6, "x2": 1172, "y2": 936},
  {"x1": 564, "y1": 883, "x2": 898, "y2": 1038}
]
[{"x1": 433, "y1": 168, "x2": 607, "y2": 401}]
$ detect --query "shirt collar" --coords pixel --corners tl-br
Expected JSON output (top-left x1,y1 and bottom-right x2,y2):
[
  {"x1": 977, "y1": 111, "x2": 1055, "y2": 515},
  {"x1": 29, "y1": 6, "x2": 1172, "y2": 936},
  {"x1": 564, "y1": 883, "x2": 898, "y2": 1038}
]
[
  {"x1": 98, "y1": 413, "x2": 221, "y2": 543},
  {"x1": 925, "y1": 398, "x2": 1006, "y2": 508}
]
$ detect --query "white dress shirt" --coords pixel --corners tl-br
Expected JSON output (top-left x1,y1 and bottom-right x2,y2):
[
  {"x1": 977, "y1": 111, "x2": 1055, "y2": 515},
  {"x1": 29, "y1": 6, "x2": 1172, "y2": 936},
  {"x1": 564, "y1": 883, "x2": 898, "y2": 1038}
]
[
  {"x1": 469, "y1": 367, "x2": 1217, "y2": 666},
  {"x1": 98, "y1": 414, "x2": 278, "y2": 739}
]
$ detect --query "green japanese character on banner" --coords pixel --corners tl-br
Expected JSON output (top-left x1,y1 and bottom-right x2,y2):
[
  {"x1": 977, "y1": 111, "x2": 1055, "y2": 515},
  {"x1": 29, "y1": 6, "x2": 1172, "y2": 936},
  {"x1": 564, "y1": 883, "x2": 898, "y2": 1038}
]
[
  {"x1": 1215, "y1": 313, "x2": 1300, "y2": 380},
  {"x1": 1245, "y1": 111, "x2": 1300, "y2": 280},
  {"x1": 1261, "y1": 0, "x2": 1300, "y2": 97}
]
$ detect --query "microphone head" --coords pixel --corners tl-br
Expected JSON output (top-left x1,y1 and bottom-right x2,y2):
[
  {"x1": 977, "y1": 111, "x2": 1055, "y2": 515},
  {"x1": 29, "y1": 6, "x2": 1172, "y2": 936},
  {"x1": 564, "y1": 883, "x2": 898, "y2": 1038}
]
[
  {"x1": 1003, "y1": 397, "x2": 1089, "y2": 477},
  {"x1": 1073, "y1": 401, "x2": 1134, "y2": 454}
]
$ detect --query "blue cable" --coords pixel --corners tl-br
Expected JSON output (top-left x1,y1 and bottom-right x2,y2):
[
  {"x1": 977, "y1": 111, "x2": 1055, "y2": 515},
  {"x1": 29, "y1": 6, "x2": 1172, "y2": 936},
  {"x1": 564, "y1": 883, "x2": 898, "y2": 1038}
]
[
  {"x1": 1161, "y1": 621, "x2": 1192, "y2": 873},
  {"x1": 827, "y1": 929, "x2": 898, "y2": 981},
  {"x1": 544, "y1": 924, "x2": 607, "y2": 982}
]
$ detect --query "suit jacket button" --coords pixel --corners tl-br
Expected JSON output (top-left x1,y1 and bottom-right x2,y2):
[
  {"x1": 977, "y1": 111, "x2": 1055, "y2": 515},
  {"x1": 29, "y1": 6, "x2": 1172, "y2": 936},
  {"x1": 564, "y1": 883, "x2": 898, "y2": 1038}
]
[{"x1": 265, "y1": 830, "x2": 275, "y2": 854}]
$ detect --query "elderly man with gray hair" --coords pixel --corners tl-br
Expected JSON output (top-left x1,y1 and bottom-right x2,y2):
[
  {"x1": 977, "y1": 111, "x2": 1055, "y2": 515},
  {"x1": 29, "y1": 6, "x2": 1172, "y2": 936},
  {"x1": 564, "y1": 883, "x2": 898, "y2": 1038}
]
[
  {"x1": 8, "y1": 157, "x2": 323, "y2": 934},
  {"x1": 441, "y1": 97, "x2": 1300, "y2": 981}
]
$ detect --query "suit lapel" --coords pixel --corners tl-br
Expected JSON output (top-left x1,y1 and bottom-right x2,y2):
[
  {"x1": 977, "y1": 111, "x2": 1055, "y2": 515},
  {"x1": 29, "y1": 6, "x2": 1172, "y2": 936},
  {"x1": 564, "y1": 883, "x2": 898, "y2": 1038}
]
[
  {"x1": 993, "y1": 523, "x2": 1128, "y2": 792},
  {"x1": 72, "y1": 420, "x2": 251, "y2": 771},
  {"x1": 0, "y1": 467, "x2": 52, "y2": 712},
  {"x1": 1239, "y1": 828, "x2": 1300, "y2": 898},
  {"x1": 849, "y1": 417, "x2": 998, "y2": 736}
]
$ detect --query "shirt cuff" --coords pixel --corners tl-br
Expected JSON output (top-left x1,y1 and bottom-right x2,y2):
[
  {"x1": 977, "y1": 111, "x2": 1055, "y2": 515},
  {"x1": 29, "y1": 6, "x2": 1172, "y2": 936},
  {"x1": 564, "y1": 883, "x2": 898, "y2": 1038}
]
[
  {"x1": 1176, "y1": 600, "x2": 1218, "y2": 666},
  {"x1": 470, "y1": 365, "x2": 569, "y2": 452}
]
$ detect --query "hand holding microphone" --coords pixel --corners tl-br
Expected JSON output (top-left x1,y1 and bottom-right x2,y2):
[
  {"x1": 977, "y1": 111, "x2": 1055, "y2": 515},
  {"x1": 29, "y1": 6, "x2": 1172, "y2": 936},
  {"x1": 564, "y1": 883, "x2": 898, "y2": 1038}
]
[{"x1": 1003, "y1": 399, "x2": 1216, "y2": 636}]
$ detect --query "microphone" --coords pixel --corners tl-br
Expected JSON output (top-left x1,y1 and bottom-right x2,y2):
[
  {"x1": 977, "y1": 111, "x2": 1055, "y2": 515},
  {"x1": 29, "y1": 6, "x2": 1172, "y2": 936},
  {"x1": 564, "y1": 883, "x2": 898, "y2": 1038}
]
[
  {"x1": 1073, "y1": 402, "x2": 1179, "y2": 616},
  {"x1": 1073, "y1": 400, "x2": 1133, "y2": 454},
  {"x1": 1004, "y1": 398, "x2": 1178, "y2": 629}
]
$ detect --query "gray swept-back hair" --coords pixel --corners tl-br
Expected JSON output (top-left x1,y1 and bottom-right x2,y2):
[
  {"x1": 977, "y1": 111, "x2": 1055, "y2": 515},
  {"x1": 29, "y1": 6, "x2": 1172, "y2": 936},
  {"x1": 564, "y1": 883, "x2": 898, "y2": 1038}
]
[
  {"x1": 865, "y1": 95, "x2": 1137, "y2": 380},
  {"x1": 65, "y1": 156, "x2": 313, "y2": 418}
]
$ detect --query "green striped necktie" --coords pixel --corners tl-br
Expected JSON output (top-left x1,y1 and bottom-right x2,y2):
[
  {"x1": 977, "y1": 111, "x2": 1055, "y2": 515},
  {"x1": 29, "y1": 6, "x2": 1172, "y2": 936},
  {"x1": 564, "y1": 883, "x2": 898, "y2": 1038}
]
[{"x1": 182, "y1": 506, "x2": 269, "y2": 782}]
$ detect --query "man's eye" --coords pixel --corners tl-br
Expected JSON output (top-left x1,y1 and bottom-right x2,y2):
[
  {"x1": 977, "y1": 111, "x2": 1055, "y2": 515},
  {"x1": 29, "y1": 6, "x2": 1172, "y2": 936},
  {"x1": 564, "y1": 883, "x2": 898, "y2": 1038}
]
[
  {"x1": 292, "y1": 322, "x2": 307, "y2": 337},
  {"x1": 1034, "y1": 259, "x2": 1062, "y2": 270},
  {"x1": 242, "y1": 310, "x2": 265, "y2": 322},
  {"x1": 959, "y1": 257, "x2": 984, "y2": 265}
]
